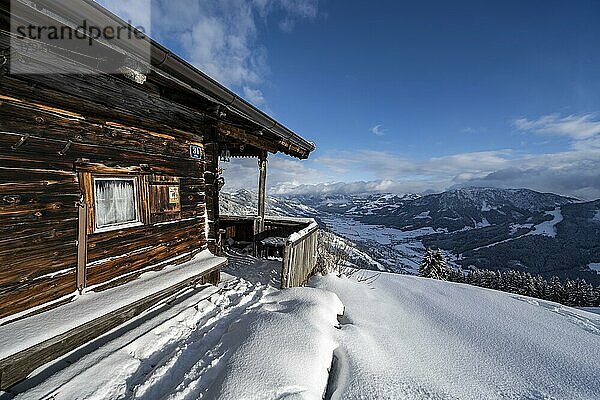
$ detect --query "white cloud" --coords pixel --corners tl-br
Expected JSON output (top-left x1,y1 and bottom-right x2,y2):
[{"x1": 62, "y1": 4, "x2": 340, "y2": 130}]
[
  {"x1": 98, "y1": 0, "x2": 320, "y2": 106},
  {"x1": 279, "y1": 0, "x2": 319, "y2": 19},
  {"x1": 96, "y1": 0, "x2": 152, "y2": 33},
  {"x1": 227, "y1": 145, "x2": 600, "y2": 200},
  {"x1": 461, "y1": 127, "x2": 487, "y2": 134},
  {"x1": 221, "y1": 154, "x2": 327, "y2": 193},
  {"x1": 513, "y1": 113, "x2": 600, "y2": 140},
  {"x1": 148, "y1": 0, "x2": 319, "y2": 92},
  {"x1": 278, "y1": 19, "x2": 296, "y2": 33},
  {"x1": 370, "y1": 124, "x2": 386, "y2": 136},
  {"x1": 243, "y1": 86, "x2": 266, "y2": 105}
]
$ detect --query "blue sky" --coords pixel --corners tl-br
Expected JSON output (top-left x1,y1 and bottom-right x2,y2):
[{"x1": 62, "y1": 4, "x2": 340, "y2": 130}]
[{"x1": 100, "y1": 0, "x2": 600, "y2": 199}]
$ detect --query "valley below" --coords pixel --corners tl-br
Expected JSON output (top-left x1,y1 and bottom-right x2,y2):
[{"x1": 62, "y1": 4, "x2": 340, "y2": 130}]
[{"x1": 222, "y1": 187, "x2": 600, "y2": 285}]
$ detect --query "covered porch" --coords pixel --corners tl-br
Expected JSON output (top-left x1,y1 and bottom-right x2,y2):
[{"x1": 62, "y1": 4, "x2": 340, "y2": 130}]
[
  {"x1": 218, "y1": 215, "x2": 319, "y2": 289},
  {"x1": 210, "y1": 124, "x2": 319, "y2": 290}
]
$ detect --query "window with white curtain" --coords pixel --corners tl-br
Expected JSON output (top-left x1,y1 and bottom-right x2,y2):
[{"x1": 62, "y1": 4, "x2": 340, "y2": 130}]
[{"x1": 93, "y1": 177, "x2": 140, "y2": 230}]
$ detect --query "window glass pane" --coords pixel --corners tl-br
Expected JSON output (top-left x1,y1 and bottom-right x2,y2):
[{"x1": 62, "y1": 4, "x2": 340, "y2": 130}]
[{"x1": 94, "y1": 179, "x2": 137, "y2": 228}]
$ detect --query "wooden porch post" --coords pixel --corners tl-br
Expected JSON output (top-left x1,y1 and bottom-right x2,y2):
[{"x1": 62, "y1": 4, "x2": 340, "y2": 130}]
[{"x1": 258, "y1": 151, "x2": 267, "y2": 231}]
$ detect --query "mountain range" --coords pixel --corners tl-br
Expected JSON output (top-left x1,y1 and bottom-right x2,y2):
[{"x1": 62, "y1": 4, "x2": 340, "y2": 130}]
[{"x1": 221, "y1": 187, "x2": 600, "y2": 284}]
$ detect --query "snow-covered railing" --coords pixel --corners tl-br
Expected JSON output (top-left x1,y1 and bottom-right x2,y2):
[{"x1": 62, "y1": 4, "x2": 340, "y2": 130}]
[
  {"x1": 281, "y1": 219, "x2": 319, "y2": 288},
  {"x1": 219, "y1": 215, "x2": 319, "y2": 288}
]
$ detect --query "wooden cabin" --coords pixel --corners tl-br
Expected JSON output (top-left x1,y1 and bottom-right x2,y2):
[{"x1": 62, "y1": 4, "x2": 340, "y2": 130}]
[{"x1": 0, "y1": 0, "x2": 315, "y2": 389}]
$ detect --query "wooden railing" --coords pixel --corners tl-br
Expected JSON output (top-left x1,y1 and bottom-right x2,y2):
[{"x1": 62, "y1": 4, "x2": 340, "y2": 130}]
[
  {"x1": 219, "y1": 215, "x2": 319, "y2": 288},
  {"x1": 280, "y1": 220, "x2": 319, "y2": 288}
]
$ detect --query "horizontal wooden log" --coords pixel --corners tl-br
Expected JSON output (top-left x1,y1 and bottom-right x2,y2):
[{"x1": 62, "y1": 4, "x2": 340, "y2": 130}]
[
  {"x1": 91, "y1": 246, "x2": 211, "y2": 292},
  {"x1": 87, "y1": 238, "x2": 205, "y2": 287},
  {"x1": 0, "y1": 227, "x2": 77, "y2": 258},
  {"x1": 217, "y1": 123, "x2": 278, "y2": 154},
  {"x1": 0, "y1": 205, "x2": 77, "y2": 230},
  {"x1": 151, "y1": 212, "x2": 183, "y2": 224},
  {"x1": 0, "y1": 132, "x2": 202, "y2": 178},
  {"x1": 0, "y1": 100, "x2": 200, "y2": 159},
  {"x1": 0, "y1": 194, "x2": 79, "y2": 216},
  {"x1": 0, "y1": 237, "x2": 77, "y2": 287},
  {"x1": 87, "y1": 217, "x2": 205, "y2": 263},
  {"x1": 150, "y1": 175, "x2": 181, "y2": 183},
  {"x1": 0, "y1": 269, "x2": 76, "y2": 319},
  {"x1": 0, "y1": 180, "x2": 79, "y2": 198},
  {"x1": 0, "y1": 217, "x2": 78, "y2": 244},
  {"x1": 0, "y1": 69, "x2": 209, "y2": 139},
  {"x1": 0, "y1": 153, "x2": 75, "y2": 171},
  {"x1": 0, "y1": 167, "x2": 77, "y2": 184},
  {"x1": 0, "y1": 166, "x2": 78, "y2": 226},
  {"x1": 180, "y1": 206, "x2": 206, "y2": 220}
]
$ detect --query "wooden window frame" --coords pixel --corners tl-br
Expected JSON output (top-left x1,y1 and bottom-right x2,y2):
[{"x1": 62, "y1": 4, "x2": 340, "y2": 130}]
[
  {"x1": 92, "y1": 176, "x2": 143, "y2": 232},
  {"x1": 79, "y1": 169, "x2": 150, "y2": 235}
]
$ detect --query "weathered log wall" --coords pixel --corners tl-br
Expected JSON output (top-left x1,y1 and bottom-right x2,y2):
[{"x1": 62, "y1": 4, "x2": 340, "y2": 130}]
[
  {"x1": 0, "y1": 165, "x2": 79, "y2": 319},
  {"x1": 0, "y1": 73, "x2": 211, "y2": 319}
]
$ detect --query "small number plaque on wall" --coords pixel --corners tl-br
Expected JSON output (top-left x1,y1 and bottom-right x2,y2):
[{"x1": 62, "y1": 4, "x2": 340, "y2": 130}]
[
  {"x1": 189, "y1": 145, "x2": 203, "y2": 159},
  {"x1": 168, "y1": 186, "x2": 180, "y2": 204}
]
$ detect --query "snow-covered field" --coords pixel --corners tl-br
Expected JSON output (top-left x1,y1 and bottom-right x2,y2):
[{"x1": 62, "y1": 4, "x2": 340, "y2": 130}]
[
  {"x1": 320, "y1": 215, "x2": 446, "y2": 273},
  {"x1": 528, "y1": 206, "x2": 563, "y2": 238},
  {"x1": 315, "y1": 273, "x2": 600, "y2": 400},
  {"x1": 6, "y1": 265, "x2": 600, "y2": 400}
]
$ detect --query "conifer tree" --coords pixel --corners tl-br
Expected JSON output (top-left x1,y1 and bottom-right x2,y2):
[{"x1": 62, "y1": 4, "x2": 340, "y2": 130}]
[
  {"x1": 419, "y1": 248, "x2": 451, "y2": 280},
  {"x1": 564, "y1": 279, "x2": 577, "y2": 306},
  {"x1": 435, "y1": 249, "x2": 451, "y2": 280},
  {"x1": 549, "y1": 276, "x2": 564, "y2": 304},
  {"x1": 418, "y1": 248, "x2": 436, "y2": 278}
]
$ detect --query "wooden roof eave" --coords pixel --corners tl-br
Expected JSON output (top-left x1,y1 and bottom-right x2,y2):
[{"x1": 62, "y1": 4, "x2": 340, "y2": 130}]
[{"x1": 3, "y1": 0, "x2": 316, "y2": 159}]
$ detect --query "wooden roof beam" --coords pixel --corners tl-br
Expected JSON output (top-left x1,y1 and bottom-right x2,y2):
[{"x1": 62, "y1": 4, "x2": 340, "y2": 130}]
[{"x1": 216, "y1": 123, "x2": 279, "y2": 154}]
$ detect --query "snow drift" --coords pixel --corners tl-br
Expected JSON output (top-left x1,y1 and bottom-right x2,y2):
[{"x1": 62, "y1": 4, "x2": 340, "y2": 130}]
[{"x1": 6, "y1": 271, "x2": 600, "y2": 400}]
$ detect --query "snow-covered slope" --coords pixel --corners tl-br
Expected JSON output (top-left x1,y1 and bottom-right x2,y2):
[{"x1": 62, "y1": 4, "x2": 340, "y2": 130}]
[
  {"x1": 313, "y1": 273, "x2": 600, "y2": 400},
  {"x1": 220, "y1": 189, "x2": 316, "y2": 217},
  {"x1": 11, "y1": 270, "x2": 599, "y2": 400}
]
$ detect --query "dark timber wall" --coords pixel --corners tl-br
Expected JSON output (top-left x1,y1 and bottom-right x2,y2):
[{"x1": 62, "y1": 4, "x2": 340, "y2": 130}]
[{"x1": 0, "y1": 64, "x2": 216, "y2": 320}]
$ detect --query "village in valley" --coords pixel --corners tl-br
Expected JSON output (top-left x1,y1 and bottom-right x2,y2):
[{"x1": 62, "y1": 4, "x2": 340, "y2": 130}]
[{"x1": 0, "y1": 1, "x2": 599, "y2": 399}]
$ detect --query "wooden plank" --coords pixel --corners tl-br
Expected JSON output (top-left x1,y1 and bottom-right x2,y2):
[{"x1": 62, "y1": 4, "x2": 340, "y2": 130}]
[
  {"x1": 0, "y1": 167, "x2": 77, "y2": 184},
  {"x1": 91, "y1": 246, "x2": 212, "y2": 292},
  {"x1": 0, "y1": 70, "x2": 209, "y2": 139},
  {"x1": 280, "y1": 222, "x2": 319, "y2": 288},
  {"x1": 258, "y1": 151, "x2": 267, "y2": 229},
  {"x1": 0, "y1": 270, "x2": 76, "y2": 319},
  {"x1": 150, "y1": 175, "x2": 181, "y2": 183},
  {"x1": 0, "y1": 218, "x2": 78, "y2": 246},
  {"x1": 150, "y1": 184, "x2": 182, "y2": 224},
  {"x1": 0, "y1": 132, "x2": 200, "y2": 178},
  {"x1": 0, "y1": 236, "x2": 77, "y2": 287},
  {"x1": 87, "y1": 217, "x2": 205, "y2": 262},
  {"x1": 86, "y1": 238, "x2": 205, "y2": 287},
  {"x1": 216, "y1": 123, "x2": 278, "y2": 154}
]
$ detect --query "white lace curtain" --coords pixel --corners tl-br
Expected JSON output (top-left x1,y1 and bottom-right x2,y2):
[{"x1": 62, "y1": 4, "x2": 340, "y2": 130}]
[{"x1": 94, "y1": 179, "x2": 137, "y2": 228}]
